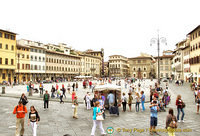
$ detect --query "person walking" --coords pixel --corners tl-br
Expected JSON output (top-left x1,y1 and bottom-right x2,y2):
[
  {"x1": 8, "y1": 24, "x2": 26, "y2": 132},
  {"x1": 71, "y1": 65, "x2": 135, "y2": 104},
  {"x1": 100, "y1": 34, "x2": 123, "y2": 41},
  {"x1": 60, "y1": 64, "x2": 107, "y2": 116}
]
[
  {"x1": 86, "y1": 93, "x2": 91, "y2": 110},
  {"x1": 39, "y1": 83, "x2": 44, "y2": 95},
  {"x1": 20, "y1": 93, "x2": 28, "y2": 106},
  {"x1": 72, "y1": 83, "x2": 75, "y2": 91},
  {"x1": 67, "y1": 83, "x2": 71, "y2": 94},
  {"x1": 62, "y1": 86, "x2": 66, "y2": 99},
  {"x1": 73, "y1": 96, "x2": 78, "y2": 119},
  {"x1": 72, "y1": 90, "x2": 76, "y2": 102},
  {"x1": 76, "y1": 82, "x2": 78, "y2": 91},
  {"x1": 28, "y1": 106, "x2": 40, "y2": 136},
  {"x1": 128, "y1": 93, "x2": 133, "y2": 111},
  {"x1": 121, "y1": 93, "x2": 127, "y2": 112},
  {"x1": 91, "y1": 101, "x2": 106, "y2": 136},
  {"x1": 176, "y1": 95, "x2": 185, "y2": 122},
  {"x1": 60, "y1": 89, "x2": 64, "y2": 104},
  {"x1": 166, "y1": 108, "x2": 177, "y2": 136},
  {"x1": 149, "y1": 100, "x2": 159, "y2": 135},
  {"x1": 141, "y1": 91, "x2": 145, "y2": 111},
  {"x1": 51, "y1": 85, "x2": 56, "y2": 98},
  {"x1": 196, "y1": 92, "x2": 200, "y2": 114},
  {"x1": 13, "y1": 101, "x2": 28, "y2": 136},
  {"x1": 43, "y1": 91, "x2": 50, "y2": 110},
  {"x1": 135, "y1": 92, "x2": 140, "y2": 112}
]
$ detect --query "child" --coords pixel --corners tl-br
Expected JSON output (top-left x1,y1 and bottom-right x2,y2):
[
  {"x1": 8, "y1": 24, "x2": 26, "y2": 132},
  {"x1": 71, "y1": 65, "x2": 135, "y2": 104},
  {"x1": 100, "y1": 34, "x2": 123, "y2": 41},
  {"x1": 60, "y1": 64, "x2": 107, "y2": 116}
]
[
  {"x1": 168, "y1": 116, "x2": 177, "y2": 136},
  {"x1": 149, "y1": 100, "x2": 159, "y2": 135}
]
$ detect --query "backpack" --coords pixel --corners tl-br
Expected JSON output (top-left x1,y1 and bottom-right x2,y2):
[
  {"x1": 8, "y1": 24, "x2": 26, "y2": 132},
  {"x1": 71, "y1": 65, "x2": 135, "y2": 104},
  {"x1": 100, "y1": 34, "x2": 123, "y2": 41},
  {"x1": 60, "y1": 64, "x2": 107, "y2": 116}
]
[{"x1": 16, "y1": 105, "x2": 25, "y2": 112}]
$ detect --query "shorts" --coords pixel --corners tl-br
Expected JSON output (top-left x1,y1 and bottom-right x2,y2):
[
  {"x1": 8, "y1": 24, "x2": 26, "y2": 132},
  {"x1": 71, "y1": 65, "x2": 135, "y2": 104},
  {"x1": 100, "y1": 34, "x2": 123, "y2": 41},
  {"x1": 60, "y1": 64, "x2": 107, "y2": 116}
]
[{"x1": 150, "y1": 117, "x2": 157, "y2": 126}]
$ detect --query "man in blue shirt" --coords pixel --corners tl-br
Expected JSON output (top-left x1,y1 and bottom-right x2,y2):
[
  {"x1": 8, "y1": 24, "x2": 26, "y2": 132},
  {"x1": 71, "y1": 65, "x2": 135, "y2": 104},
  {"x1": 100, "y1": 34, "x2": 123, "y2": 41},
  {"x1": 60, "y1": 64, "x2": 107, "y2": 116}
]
[
  {"x1": 107, "y1": 91, "x2": 115, "y2": 108},
  {"x1": 149, "y1": 100, "x2": 159, "y2": 135},
  {"x1": 141, "y1": 91, "x2": 145, "y2": 111}
]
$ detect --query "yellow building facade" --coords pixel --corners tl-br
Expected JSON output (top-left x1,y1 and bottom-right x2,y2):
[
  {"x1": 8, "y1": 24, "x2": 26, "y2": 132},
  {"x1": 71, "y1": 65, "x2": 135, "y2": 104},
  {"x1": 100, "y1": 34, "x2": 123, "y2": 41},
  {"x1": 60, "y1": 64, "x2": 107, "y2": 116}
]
[
  {"x1": 188, "y1": 25, "x2": 200, "y2": 84},
  {"x1": 15, "y1": 41, "x2": 31, "y2": 83},
  {"x1": 0, "y1": 29, "x2": 16, "y2": 84}
]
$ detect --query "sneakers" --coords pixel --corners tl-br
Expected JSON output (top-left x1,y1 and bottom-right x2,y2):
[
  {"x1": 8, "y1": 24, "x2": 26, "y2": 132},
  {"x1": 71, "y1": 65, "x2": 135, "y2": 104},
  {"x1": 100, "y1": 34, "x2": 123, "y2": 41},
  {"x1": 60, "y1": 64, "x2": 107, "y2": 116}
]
[
  {"x1": 178, "y1": 120, "x2": 181, "y2": 122},
  {"x1": 181, "y1": 120, "x2": 184, "y2": 122}
]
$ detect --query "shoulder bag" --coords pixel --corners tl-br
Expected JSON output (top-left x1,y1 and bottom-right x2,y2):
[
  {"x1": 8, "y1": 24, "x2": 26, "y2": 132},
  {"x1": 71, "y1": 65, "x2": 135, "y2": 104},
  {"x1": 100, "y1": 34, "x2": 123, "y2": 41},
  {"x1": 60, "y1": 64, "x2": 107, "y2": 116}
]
[{"x1": 96, "y1": 107, "x2": 104, "y2": 121}]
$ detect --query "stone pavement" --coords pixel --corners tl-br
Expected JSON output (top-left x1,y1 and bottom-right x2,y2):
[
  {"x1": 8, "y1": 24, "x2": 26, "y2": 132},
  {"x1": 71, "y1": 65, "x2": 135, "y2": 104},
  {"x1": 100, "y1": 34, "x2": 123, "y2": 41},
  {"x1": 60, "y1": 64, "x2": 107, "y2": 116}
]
[{"x1": 0, "y1": 80, "x2": 200, "y2": 136}]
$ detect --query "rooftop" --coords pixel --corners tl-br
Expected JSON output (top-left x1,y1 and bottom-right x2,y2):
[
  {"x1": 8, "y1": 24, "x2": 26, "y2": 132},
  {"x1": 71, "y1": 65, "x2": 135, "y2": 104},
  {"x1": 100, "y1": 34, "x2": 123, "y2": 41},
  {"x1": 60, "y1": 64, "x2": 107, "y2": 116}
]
[
  {"x1": 0, "y1": 29, "x2": 17, "y2": 35},
  {"x1": 187, "y1": 25, "x2": 200, "y2": 35}
]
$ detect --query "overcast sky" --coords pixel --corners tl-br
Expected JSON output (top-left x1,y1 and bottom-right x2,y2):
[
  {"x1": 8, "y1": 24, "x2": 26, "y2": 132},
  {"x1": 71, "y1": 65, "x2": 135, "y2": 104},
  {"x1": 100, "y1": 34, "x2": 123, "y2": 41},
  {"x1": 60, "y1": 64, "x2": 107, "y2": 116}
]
[{"x1": 1, "y1": 0, "x2": 200, "y2": 61}]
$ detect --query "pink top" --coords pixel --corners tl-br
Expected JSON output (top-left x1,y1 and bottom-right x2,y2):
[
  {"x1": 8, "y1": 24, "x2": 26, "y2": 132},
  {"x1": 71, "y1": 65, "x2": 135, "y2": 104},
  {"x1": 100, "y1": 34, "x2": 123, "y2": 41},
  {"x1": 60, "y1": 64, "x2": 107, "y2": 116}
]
[{"x1": 72, "y1": 92, "x2": 76, "y2": 100}]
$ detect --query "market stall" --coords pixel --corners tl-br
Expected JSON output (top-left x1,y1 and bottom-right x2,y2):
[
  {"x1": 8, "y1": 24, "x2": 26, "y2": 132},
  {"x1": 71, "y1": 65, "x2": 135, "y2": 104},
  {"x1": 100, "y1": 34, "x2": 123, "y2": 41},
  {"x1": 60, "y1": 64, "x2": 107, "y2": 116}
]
[{"x1": 94, "y1": 84, "x2": 122, "y2": 109}]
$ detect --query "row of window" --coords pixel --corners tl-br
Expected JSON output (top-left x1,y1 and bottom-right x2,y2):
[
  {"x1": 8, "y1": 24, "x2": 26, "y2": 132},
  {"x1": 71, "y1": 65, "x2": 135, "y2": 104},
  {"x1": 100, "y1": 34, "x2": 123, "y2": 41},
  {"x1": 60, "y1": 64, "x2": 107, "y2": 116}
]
[
  {"x1": 17, "y1": 64, "x2": 30, "y2": 70},
  {"x1": 190, "y1": 43, "x2": 200, "y2": 52},
  {"x1": 31, "y1": 56, "x2": 45, "y2": 62},
  {"x1": 160, "y1": 66, "x2": 170, "y2": 71},
  {"x1": 133, "y1": 73, "x2": 147, "y2": 78},
  {"x1": 191, "y1": 31, "x2": 200, "y2": 41},
  {"x1": 0, "y1": 43, "x2": 14, "y2": 50},
  {"x1": 133, "y1": 67, "x2": 147, "y2": 71},
  {"x1": 46, "y1": 66, "x2": 80, "y2": 72},
  {"x1": 0, "y1": 32, "x2": 15, "y2": 40},
  {"x1": 189, "y1": 56, "x2": 200, "y2": 65},
  {"x1": 0, "y1": 58, "x2": 14, "y2": 65},
  {"x1": 46, "y1": 58, "x2": 81, "y2": 65},
  {"x1": 30, "y1": 48, "x2": 45, "y2": 54}
]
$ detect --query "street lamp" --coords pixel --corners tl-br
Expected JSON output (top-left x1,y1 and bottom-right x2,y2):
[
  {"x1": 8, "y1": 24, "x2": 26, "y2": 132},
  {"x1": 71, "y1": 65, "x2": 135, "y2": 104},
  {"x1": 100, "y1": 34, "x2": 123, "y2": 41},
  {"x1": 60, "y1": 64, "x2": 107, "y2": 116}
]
[{"x1": 150, "y1": 30, "x2": 167, "y2": 84}]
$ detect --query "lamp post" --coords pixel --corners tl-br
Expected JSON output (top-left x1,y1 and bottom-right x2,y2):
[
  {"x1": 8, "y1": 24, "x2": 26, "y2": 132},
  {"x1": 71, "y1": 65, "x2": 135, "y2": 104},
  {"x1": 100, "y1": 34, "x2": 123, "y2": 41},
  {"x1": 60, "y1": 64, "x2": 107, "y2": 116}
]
[
  {"x1": 17, "y1": 53, "x2": 20, "y2": 84},
  {"x1": 150, "y1": 30, "x2": 167, "y2": 84}
]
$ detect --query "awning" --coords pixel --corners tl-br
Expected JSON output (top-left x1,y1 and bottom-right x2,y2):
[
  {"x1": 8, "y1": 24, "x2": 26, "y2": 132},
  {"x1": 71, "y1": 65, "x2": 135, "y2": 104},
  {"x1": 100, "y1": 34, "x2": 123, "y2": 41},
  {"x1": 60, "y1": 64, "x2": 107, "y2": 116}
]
[
  {"x1": 187, "y1": 73, "x2": 193, "y2": 78},
  {"x1": 193, "y1": 74, "x2": 197, "y2": 77}
]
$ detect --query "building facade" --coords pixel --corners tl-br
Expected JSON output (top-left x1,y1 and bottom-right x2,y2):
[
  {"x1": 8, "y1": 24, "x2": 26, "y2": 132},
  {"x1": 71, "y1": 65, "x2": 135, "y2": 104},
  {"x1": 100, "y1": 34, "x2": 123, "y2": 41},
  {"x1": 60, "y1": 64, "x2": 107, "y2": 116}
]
[
  {"x1": 109, "y1": 55, "x2": 128, "y2": 77},
  {"x1": 182, "y1": 39, "x2": 191, "y2": 82},
  {"x1": 172, "y1": 40, "x2": 185, "y2": 80},
  {"x1": 128, "y1": 55, "x2": 153, "y2": 79},
  {"x1": 79, "y1": 53, "x2": 101, "y2": 77},
  {"x1": 85, "y1": 49, "x2": 104, "y2": 77},
  {"x1": 0, "y1": 29, "x2": 16, "y2": 84},
  {"x1": 17, "y1": 39, "x2": 47, "y2": 82},
  {"x1": 104, "y1": 62, "x2": 109, "y2": 77},
  {"x1": 155, "y1": 51, "x2": 174, "y2": 79},
  {"x1": 16, "y1": 40, "x2": 31, "y2": 83},
  {"x1": 45, "y1": 44, "x2": 81, "y2": 81},
  {"x1": 188, "y1": 25, "x2": 200, "y2": 84}
]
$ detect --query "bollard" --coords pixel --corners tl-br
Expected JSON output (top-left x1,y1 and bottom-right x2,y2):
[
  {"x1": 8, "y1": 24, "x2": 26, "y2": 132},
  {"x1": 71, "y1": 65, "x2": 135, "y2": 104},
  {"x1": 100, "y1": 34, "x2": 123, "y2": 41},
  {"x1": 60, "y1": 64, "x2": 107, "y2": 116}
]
[{"x1": 2, "y1": 87, "x2": 5, "y2": 94}]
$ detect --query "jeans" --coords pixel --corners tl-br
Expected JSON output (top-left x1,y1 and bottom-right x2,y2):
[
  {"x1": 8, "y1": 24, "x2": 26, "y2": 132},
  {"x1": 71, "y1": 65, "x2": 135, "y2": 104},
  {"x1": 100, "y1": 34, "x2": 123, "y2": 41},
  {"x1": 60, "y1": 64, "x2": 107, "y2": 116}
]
[
  {"x1": 44, "y1": 100, "x2": 49, "y2": 109},
  {"x1": 91, "y1": 120, "x2": 105, "y2": 135},
  {"x1": 136, "y1": 102, "x2": 140, "y2": 112},
  {"x1": 15, "y1": 118, "x2": 25, "y2": 136},
  {"x1": 177, "y1": 108, "x2": 185, "y2": 120},
  {"x1": 122, "y1": 102, "x2": 127, "y2": 111},
  {"x1": 30, "y1": 122, "x2": 37, "y2": 136},
  {"x1": 141, "y1": 101, "x2": 145, "y2": 111}
]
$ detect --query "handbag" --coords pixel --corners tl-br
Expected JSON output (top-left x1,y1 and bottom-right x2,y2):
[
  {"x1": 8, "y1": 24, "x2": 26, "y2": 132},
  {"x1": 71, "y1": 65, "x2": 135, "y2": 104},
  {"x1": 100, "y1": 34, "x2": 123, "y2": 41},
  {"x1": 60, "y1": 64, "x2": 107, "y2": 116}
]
[
  {"x1": 72, "y1": 104, "x2": 76, "y2": 109},
  {"x1": 96, "y1": 107, "x2": 104, "y2": 121},
  {"x1": 182, "y1": 102, "x2": 186, "y2": 108}
]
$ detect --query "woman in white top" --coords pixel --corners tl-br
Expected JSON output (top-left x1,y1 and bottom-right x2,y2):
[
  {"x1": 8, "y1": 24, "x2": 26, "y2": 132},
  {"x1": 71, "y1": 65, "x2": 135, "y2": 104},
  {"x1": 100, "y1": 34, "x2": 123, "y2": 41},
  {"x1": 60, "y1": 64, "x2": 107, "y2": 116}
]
[
  {"x1": 86, "y1": 93, "x2": 91, "y2": 110},
  {"x1": 122, "y1": 93, "x2": 127, "y2": 112}
]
